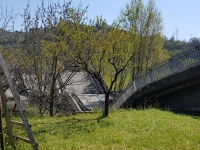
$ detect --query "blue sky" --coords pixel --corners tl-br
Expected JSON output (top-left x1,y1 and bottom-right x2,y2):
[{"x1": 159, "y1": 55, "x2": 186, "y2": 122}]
[{"x1": 1, "y1": 0, "x2": 200, "y2": 41}]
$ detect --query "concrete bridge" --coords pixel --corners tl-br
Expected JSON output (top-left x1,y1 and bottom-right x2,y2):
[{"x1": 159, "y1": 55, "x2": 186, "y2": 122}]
[{"x1": 113, "y1": 45, "x2": 200, "y2": 112}]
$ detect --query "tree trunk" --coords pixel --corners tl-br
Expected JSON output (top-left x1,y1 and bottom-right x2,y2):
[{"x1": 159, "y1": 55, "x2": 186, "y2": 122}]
[
  {"x1": 49, "y1": 75, "x2": 57, "y2": 117},
  {"x1": 49, "y1": 100, "x2": 54, "y2": 117},
  {"x1": 49, "y1": 56, "x2": 57, "y2": 117},
  {"x1": 49, "y1": 78, "x2": 56, "y2": 116},
  {"x1": 103, "y1": 92, "x2": 109, "y2": 117}
]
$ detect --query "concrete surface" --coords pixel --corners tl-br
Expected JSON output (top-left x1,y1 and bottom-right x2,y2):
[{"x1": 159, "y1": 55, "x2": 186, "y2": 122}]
[{"x1": 61, "y1": 71, "x2": 105, "y2": 109}]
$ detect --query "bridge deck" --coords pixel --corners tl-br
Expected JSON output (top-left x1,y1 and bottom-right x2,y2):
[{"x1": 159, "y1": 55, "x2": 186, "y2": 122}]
[{"x1": 113, "y1": 45, "x2": 200, "y2": 110}]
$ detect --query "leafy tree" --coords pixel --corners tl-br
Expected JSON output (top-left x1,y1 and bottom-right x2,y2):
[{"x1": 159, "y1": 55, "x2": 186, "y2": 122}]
[
  {"x1": 118, "y1": 0, "x2": 169, "y2": 80},
  {"x1": 60, "y1": 16, "x2": 134, "y2": 117},
  {"x1": 188, "y1": 37, "x2": 200, "y2": 48}
]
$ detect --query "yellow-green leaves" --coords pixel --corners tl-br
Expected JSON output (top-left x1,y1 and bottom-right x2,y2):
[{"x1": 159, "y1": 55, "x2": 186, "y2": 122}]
[
  {"x1": 41, "y1": 39, "x2": 67, "y2": 57},
  {"x1": 118, "y1": 0, "x2": 169, "y2": 77}
]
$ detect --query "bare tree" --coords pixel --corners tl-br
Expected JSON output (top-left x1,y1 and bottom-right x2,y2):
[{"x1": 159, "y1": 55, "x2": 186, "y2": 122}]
[{"x1": 20, "y1": 1, "x2": 86, "y2": 116}]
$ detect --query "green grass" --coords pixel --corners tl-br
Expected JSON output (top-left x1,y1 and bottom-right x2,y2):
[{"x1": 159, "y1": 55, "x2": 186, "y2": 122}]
[{"x1": 4, "y1": 109, "x2": 200, "y2": 150}]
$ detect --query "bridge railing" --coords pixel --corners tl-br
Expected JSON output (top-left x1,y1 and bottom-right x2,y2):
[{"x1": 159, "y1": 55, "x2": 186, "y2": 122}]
[{"x1": 114, "y1": 45, "x2": 200, "y2": 108}]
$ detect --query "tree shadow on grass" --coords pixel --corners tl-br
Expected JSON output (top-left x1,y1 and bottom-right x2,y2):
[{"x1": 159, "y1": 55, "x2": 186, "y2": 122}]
[
  {"x1": 33, "y1": 114, "x2": 113, "y2": 140},
  {"x1": 164, "y1": 108, "x2": 200, "y2": 120}
]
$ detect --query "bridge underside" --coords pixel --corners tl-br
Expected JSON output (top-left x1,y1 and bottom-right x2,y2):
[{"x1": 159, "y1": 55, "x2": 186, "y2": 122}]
[
  {"x1": 157, "y1": 83, "x2": 200, "y2": 112},
  {"x1": 122, "y1": 64, "x2": 200, "y2": 112}
]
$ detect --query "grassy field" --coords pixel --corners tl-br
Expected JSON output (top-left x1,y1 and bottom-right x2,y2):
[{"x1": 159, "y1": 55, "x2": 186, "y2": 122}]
[{"x1": 4, "y1": 109, "x2": 200, "y2": 150}]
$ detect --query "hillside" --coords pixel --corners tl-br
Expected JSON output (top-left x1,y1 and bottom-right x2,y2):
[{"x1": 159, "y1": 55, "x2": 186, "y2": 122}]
[
  {"x1": 5, "y1": 109, "x2": 200, "y2": 150},
  {"x1": 0, "y1": 29, "x2": 24, "y2": 46}
]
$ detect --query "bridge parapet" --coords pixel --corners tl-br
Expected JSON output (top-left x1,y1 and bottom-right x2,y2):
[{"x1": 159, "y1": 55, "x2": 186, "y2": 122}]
[{"x1": 114, "y1": 45, "x2": 200, "y2": 108}]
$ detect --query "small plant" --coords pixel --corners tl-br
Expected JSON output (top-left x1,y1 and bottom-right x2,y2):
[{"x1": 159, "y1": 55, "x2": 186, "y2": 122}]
[{"x1": 137, "y1": 97, "x2": 160, "y2": 110}]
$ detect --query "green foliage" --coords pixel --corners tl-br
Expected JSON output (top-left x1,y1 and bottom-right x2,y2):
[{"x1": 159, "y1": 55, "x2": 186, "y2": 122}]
[
  {"x1": 5, "y1": 109, "x2": 200, "y2": 149},
  {"x1": 169, "y1": 49, "x2": 182, "y2": 57},
  {"x1": 164, "y1": 36, "x2": 200, "y2": 57},
  {"x1": 116, "y1": 0, "x2": 170, "y2": 89}
]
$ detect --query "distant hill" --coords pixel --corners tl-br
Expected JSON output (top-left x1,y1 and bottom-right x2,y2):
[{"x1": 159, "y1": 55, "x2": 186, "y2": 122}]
[
  {"x1": 163, "y1": 36, "x2": 200, "y2": 57},
  {"x1": 0, "y1": 29, "x2": 24, "y2": 46},
  {"x1": 1, "y1": 28, "x2": 200, "y2": 58}
]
